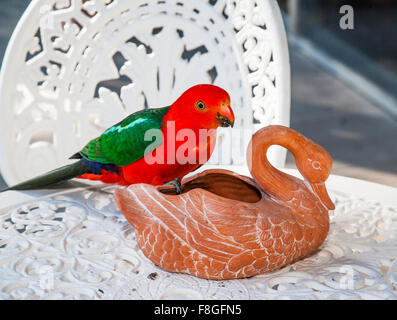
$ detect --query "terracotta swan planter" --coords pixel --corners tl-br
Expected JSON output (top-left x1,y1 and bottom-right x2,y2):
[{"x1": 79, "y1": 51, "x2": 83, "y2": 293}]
[{"x1": 114, "y1": 125, "x2": 335, "y2": 280}]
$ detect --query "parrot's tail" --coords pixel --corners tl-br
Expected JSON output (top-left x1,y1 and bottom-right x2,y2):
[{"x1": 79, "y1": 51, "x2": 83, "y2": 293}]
[{"x1": 1, "y1": 160, "x2": 89, "y2": 192}]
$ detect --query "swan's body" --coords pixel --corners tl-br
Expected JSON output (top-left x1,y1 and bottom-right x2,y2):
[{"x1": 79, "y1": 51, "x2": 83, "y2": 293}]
[{"x1": 115, "y1": 126, "x2": 335, "y2": 280}]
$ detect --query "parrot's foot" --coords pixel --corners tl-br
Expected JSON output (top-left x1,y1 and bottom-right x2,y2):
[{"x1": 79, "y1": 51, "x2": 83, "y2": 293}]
[{"x1": 163, "y1": 177, "x2": 182, "y2": 194}]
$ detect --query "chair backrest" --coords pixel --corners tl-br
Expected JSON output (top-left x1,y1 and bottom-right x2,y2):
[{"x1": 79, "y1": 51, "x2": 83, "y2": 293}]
[{"x1": 0, "y1": 0, "x2": 290, "y2": 185}]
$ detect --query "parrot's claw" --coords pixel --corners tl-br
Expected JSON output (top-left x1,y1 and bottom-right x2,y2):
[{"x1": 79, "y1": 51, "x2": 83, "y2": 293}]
[{"x1": 164, "y1": 177, "x2": 182, "y2": 194}]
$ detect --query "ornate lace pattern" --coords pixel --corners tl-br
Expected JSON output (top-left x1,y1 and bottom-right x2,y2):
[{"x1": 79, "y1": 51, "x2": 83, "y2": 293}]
[{"x1": 1, "y1": 186, "x2": 396, "y2": 299}]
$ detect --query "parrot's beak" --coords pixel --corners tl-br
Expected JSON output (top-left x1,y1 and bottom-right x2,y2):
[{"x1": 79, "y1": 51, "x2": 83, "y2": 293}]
[
  {"x1": 310, "y1": 182, "x2": 335, "y2": 210},
  {"x1": 216, "y1": 106, "x2": 235, "y2": 128}
]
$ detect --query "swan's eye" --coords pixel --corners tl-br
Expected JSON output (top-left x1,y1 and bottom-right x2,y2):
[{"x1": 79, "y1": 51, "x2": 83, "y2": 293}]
[{"x1": 195, "y1": 100, "x2": 206, "y2": 110}]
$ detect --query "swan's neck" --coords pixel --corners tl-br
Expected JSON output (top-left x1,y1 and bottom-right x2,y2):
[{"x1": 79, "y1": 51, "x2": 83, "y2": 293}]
[{"x1": 248, "y1": 126, "x2": 308, "y2": 206}]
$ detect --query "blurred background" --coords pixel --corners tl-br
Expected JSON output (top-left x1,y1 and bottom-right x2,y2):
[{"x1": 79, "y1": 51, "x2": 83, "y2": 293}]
[
  {"x1": 0, "y1": 0, "x2": 396, "y2": 188},
  {"x1": 278, "y1": 0, "x2": 397, "y2": 187}
]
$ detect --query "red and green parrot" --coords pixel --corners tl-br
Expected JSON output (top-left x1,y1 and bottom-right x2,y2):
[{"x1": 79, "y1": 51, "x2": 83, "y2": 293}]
[{"x1": 3, "y1": 84, "x2": 235, "y2": 193}]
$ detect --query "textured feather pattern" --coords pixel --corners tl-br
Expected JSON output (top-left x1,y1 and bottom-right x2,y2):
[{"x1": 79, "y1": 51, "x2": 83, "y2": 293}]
[
  {"x1": 78, "y1": 106, "x2": 170, "y2": 166},
  {"x1": 114, "y1": 179, "x2": 329, "y2": 280}
]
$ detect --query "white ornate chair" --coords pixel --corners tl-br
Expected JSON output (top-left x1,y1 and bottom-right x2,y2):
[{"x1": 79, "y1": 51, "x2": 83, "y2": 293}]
[
  {"x1": 0, "y1": 0, "x2": 290, "y2": 186},
  {"x1": 1, "y1": 0, "x2": 396, "y2": 300}
]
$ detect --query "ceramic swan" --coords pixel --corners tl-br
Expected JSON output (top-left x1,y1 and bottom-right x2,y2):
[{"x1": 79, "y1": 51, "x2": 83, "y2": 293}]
[{"x1": 114, "y1": 125, "x2": 335, "y2": 280}]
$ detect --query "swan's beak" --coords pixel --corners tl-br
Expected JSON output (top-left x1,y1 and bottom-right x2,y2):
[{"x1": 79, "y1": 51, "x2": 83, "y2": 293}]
[{"x1": 311, "y1": 182, "x2": 335, "y2": 210}]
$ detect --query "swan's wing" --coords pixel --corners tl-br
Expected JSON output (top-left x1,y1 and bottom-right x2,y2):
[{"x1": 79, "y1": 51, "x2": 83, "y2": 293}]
[{"x1": 114, "y1": 186, "x2": 262, "y2": 279}]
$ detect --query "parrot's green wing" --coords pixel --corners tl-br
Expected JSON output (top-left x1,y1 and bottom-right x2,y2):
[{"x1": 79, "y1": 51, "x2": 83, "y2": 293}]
[{"x1": 75, "y1": 106, "x2": 170, "y2": 166}]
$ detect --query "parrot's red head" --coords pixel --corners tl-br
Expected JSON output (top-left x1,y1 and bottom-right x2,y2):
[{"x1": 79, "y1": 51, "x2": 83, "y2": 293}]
[{"x1": 168, "y1": 84, "x2": 235, "y2": 130}]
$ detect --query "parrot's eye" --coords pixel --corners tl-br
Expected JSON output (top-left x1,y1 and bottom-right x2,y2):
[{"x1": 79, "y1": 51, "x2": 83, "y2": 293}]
[{"x1": 195, "y1": 100, "x2": 206, "y2": 110}]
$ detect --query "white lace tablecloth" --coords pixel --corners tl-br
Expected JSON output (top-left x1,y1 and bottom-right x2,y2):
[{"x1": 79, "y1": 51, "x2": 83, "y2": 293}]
[{"x1": 1, "y1": 170, "x2": 397, "y2": 300}]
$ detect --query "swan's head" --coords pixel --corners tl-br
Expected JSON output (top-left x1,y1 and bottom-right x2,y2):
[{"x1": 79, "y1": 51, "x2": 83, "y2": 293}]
[{"x1": 295, "y1": 142, "x2": 335, "y2": 210}]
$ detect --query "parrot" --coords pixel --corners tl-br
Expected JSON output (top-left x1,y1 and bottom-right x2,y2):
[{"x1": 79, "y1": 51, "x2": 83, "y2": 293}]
[{"x1": 2, "y1": 84, "x2": 235, "y2": 193}]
